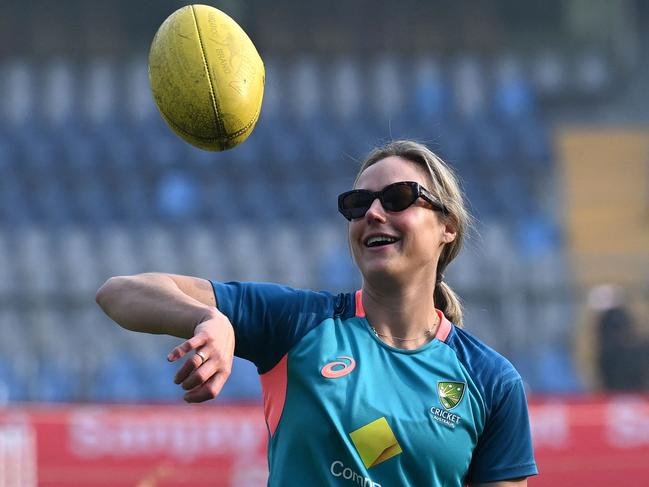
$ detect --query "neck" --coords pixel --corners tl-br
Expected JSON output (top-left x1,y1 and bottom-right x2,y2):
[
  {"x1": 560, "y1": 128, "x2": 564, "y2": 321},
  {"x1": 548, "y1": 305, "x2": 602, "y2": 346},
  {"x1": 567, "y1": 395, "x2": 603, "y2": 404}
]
[{"x1": 361, "y1": 282, "x2": 439, "y2": 350}]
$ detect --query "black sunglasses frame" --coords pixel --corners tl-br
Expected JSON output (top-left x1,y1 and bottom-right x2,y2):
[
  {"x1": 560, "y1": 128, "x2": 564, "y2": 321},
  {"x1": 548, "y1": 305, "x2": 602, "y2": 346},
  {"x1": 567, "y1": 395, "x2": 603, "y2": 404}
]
[{"x1": 338, "y1": 181, "x2": 449, "y2": 221}]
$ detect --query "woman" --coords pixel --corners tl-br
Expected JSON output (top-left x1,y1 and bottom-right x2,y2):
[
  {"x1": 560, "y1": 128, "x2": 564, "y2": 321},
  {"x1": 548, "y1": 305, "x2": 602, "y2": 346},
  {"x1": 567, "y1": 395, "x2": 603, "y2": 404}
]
[{"x1": 96, "y1": 140, "x2": 537, "y2": 486}]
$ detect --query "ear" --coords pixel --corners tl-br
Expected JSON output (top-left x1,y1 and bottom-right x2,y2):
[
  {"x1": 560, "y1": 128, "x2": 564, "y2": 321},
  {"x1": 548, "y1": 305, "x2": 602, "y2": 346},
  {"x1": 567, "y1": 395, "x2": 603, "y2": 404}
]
[{"x1": 441, "y1": 221, "x2": 457, "y2": 244}]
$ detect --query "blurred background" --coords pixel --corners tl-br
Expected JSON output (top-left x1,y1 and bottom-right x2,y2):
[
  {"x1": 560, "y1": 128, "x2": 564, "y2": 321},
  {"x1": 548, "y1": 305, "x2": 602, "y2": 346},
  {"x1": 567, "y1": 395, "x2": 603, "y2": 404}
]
[{"x1": 0, "y1": 0, "x2": 648, "y2": 485}]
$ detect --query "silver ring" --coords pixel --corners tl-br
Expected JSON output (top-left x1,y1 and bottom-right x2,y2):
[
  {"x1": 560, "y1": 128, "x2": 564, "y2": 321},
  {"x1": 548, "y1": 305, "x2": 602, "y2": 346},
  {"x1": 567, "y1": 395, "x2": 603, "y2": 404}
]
[{"x1": 196, "y1": 351, "x2": 207, "y2": 365}]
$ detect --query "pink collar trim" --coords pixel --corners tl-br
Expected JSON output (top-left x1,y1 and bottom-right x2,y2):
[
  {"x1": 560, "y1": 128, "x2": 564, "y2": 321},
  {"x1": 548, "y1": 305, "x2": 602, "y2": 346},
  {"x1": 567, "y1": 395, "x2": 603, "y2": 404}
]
[{"x1": 354, "y1": 289, "x2": 452, "y2": 343}]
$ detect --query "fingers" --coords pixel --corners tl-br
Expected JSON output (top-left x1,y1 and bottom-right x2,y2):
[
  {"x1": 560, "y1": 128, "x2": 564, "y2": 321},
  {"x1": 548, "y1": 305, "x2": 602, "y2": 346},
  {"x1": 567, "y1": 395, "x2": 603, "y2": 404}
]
[
  {"x1": 173, "y1": 351, "x2": 206, "y2": 385},
  {"x1": 167, "y1": 335, "x2": 207, "y2": 362},
  {"x1": 170, "y1": 347, "x2": 233, "y2": 402},
  {"x1": 183, "y1": 368, "x2": 231, "y2": 403},
  {"x1": 166, "y1": 315, "x2": 236, "y2": 403},
  {"x1": 179, "y1": 351, "x2": 231, "y2": 390}
]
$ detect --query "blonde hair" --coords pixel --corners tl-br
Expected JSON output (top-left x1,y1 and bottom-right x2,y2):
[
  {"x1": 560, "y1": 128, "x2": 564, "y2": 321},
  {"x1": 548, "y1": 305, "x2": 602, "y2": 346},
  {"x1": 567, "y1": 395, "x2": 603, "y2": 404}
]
[{"x1": 355, "y1": 140, "x2": 471, "y2": 326}]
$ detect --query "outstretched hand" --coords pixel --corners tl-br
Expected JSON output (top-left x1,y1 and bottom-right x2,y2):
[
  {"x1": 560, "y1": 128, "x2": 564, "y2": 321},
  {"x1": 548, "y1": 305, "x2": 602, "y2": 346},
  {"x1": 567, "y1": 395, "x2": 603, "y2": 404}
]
[{"x1": 167, "y1": 312, "x2": 235, "y2": 403}]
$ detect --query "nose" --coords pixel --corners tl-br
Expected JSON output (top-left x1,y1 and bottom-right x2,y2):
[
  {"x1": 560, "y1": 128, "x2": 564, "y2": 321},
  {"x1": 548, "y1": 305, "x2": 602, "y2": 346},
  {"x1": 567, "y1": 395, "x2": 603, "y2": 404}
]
[{"x1": 364, "y1": 197, "x2": 387, "y2": 222}]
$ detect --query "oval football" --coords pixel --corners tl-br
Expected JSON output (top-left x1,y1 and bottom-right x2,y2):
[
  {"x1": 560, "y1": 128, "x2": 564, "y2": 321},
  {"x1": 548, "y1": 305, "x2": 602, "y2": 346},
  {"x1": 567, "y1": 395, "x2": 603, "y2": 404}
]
[{"x1": 148, "y1": 4, "x2": 264, "y2": 151}]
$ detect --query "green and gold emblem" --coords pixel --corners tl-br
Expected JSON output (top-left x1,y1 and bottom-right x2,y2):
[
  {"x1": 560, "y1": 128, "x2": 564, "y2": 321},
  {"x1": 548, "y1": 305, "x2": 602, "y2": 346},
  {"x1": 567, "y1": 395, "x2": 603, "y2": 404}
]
[{"x1": 437, "y1": 381, "x2": 466, "y2": 410}]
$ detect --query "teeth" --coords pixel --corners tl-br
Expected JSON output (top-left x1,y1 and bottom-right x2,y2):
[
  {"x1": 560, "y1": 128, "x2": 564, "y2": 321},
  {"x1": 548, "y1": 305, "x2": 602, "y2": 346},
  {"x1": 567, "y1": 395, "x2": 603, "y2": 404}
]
[{"x1": 366, "y1": 236, "x2": 398, "y2": 247}]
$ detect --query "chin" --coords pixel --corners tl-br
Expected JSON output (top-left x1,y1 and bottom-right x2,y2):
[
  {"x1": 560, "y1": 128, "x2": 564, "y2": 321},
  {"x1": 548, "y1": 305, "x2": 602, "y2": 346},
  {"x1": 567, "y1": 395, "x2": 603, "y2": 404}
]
[{"x1": 359, "y1": 260, "x2": 401, "y2": 284}]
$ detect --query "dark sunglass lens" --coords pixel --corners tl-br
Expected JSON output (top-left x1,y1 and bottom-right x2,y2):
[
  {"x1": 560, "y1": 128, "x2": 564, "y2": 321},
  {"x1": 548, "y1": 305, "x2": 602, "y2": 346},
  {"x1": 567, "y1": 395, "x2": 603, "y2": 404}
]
[
  {"x1": 342, "y1": 191, "x2": 373, "y2": 219},
  {"x1": 382, "y1": 184, "x2": 418, "y2": 211}
]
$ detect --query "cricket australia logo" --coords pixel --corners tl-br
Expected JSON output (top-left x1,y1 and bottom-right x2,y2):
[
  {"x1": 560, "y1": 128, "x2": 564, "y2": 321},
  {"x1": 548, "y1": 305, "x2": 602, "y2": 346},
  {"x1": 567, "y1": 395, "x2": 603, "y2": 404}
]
[
  {"x1": 437, "y1": 381, "x2": 466, "y2": 410},
  {"x1": 429, "y1": 381, "x2": 466, "y2": 429}
]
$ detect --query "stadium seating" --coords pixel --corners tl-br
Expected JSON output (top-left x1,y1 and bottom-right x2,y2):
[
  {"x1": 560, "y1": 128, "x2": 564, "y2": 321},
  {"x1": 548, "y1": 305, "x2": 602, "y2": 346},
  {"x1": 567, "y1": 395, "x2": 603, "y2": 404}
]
[{"x1": 0, "y1": 48, "x2": 593, "y2": 402}]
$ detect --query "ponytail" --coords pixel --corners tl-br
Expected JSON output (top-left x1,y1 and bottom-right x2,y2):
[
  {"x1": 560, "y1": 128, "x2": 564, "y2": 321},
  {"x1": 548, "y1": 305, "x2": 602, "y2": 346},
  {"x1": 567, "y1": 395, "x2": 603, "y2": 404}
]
[{"x1": 434, "y1": 281, "x2": 463, "y2": 327}]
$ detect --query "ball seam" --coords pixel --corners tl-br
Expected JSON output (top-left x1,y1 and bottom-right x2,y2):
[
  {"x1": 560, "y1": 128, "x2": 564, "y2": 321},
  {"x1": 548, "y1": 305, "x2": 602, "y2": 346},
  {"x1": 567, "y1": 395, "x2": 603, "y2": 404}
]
[
  {"x1": 158, "y1": 105, "x2": 260, "y2": 143},
  {"x1": 190, "y1": 4, "x2": 227, "y2": 148}
]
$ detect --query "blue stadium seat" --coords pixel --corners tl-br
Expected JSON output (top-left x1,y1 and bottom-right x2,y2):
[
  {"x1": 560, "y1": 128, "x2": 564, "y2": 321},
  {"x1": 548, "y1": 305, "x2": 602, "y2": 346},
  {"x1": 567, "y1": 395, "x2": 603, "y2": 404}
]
[
  {"x1": 573, "y1": 51, "x2": 612, "y2": 98},
  {"x1": 67, "y1": 164, "x2": 113, "y2": 224},
  {"x1": 460, "y1": 176, "x2": 492, "y2": 219},
  {"x1": 126, "y1": 338, "x2": 183, "y2": 402},
  {"x1": 264, "y1": 225, "x2": 309, "y2": 287},
  {"x1": 155, "y1": 169, "x2": 200, "y2": 221},
  {"x1": 287, "y1": 55, "x2": 324, "y2": 126},
  {"x1": 522, "y1": 344, "x2": 582, "y2": 394},
  {"x1": 435, "y1": 123, "x2": 472, "y2": 173},
  {"x1": 40, "y1": 58, "x2": 79, "y2": 131},
  {"x1": 0, "y1": 164, "x2": 31, "y2": 224},
  {"x1": 304, "y1": 223, "x2": 359, "y2": 292},
  {"x1": 1, "y1": 60, "x2": 37, "y2": 128},
  {"x1": 530, "y1": 49, "x2": 568, "y2": 99},
  {"x1": 515, "y1": 210, "x2": 560, "y2": 258},
  {"x1": 467, "y1": 118, "x2": 511, "y2": 170},
  {"x1": 0, "y1": 358, "x2": 28, "y2": 402},
  {"x1": 58, "y1": 135, "x2": 109, "y2": 224},
  {"x1": 201, "y1": 178, "x2": 245, "y2": 224},
  {"x1": 223, "y1": 225, "x2": 269, "y2": 282},
  {"x1": 261, "y1": 55, "x2": 287, "y2": 126},
  {"x1": 367, "y1": 54, "x2": 408, "y2": 136},
  {"x1": 13, "y1": 227, "x2": 59, "y2": 296},
  {"x1": 91, "y1": 352, "x2": 146, "y2": 402},
  {"x1": 327, "y1": 56, "x2": 364, "y2": 124},
  {"x1": 179, "y1": 226, "x2": 227, "y2": 279},
  {"x1": 410, "y1": 55, "x2": 451, "y2": 125},
  {"x1": 121, "y1": 58, "x2": 159, "y2": 128},
  {"x1": 278, "y1": 178, "x2": 324, "y2": 222},
  {"x1": 137, "y1": 225, "x2": 182, "y2": 271},
  {"x1": 240, "y1": 179, "x2": 283, "y2": 222},
  {"x1": 20, "y1": 135, "x2": 58, "y2": 175},
  {"x1": 13, "y1": 135, "x2": 71, "y2": 224},
  {"x1": 0, "y1": 233, "x2": 15, "y2": 297},
  {"x1": 300, "y1": 125, "x2": 346, "y2": 180},
  {"x1": 115, "y1": 175, "x2": 151, "y2": 223},
  {"x1": 227, "y1": 129, "x2": 264, "y2": 180},
  {"x1": 38, "y1": 179, "x2": 71, "y2": 225},
  {"x1": 61, "y1": 136, "x2": 101, "y2": 175},
  {"x1": 337, "y1": 119, "x2": 380, "y2": 164},
  {"x1": 326, "y1": 57, "x2": 381, "y2": 160},
  {"x1": 491, "y1": 54, "x2": 537, "y2": 122},
  {"x1": 508, "y1": 118, "x2": 552, "y2": 167},
  {"x1": 102, "y1": 130, "x2": 139, "y2": 172},
  {"x1": 488, "y1": 171, "x2": 529, "y2": 220},
  {"x1": 34, "y1": 357, "x2": 76, "y2": 402},
  {"x1": 57, "y1": 228, "x2": 101, "y2": 296},
  {"x1": 96, "y1": 226, "x2": 140, "y2": 276},
  {"x1": 265, "y1": 120, "x2": 310, "y2": 180},
  {"x1": 449, "y1": 54, "x2": 489, "y2": 122},
  {"x1": 80, "y1": 58, "x2": 120, "y2": 129}
]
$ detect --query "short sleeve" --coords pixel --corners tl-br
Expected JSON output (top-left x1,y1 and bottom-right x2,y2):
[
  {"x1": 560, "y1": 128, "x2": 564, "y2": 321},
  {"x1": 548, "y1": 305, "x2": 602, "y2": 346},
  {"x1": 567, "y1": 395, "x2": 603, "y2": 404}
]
[
  {"x1": 211, "y1": 281, "x2": 335, "y2": 373},
  {"x1": 467, "y1": 378, "x2": 538, "y2": 483}
]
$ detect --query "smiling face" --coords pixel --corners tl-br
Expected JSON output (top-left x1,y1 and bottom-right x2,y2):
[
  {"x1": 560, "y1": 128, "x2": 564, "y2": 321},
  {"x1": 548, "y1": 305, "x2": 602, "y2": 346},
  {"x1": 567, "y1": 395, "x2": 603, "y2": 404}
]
[{"x1": 349, "y1": 156, "x2": 456, "y2": 287}]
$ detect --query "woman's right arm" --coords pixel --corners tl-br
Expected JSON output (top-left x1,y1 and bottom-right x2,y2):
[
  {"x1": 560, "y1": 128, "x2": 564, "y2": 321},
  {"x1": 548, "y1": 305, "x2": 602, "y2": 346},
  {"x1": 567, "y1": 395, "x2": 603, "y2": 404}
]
[
  {"x1": 95, "y1": 272, "x2": 235, "y2": 403},
  {"x1": 95, "y1": 272, "x2": 219, "y2": 338}
]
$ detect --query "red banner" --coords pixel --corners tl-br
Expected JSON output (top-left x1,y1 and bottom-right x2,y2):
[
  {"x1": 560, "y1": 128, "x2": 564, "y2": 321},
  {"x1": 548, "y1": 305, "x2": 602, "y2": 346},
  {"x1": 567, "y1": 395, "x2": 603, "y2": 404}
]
[
  {"x1": 1, "y1": 396, "x2": 649, "y2": 486},
  {"x1": 0, "y1": 405, "x2": 269, "y2": 487},
  {"x1": 529, "y1": 395, "x2": 649, "y2": 487}
]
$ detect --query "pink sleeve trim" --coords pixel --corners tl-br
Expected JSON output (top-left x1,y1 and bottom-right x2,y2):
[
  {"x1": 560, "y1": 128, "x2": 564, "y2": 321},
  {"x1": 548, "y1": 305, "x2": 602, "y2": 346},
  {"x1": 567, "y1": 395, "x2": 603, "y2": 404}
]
[
  {"x1": 355, "y1": 289, "x2": 365, "y2": 317},
  {"x1": 259, "y1": 354, "x2": 288, "y2": 437},
  {"x1": 435, "y1": 309, "x2": 452, "y2": 342}
]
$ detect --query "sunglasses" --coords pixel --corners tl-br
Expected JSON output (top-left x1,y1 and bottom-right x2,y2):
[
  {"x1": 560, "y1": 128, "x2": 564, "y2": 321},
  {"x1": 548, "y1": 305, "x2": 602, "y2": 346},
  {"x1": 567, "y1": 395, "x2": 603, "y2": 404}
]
[{"x1": 338, "y1": 181, "x2": 448, "y2": 221}]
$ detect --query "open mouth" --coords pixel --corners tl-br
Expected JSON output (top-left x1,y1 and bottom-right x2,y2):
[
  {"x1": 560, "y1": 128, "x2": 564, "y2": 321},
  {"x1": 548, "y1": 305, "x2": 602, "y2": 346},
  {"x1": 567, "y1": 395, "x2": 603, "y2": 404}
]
[{"x1": 364, "y1": 235, "x2": 400, "y2": 248}]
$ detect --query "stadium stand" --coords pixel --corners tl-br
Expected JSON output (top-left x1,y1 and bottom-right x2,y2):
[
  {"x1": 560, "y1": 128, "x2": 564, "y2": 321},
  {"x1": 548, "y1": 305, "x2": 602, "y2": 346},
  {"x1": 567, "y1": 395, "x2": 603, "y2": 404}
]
[{"x1": 0, "y1": 47, "x2": 598, "y2": 402}]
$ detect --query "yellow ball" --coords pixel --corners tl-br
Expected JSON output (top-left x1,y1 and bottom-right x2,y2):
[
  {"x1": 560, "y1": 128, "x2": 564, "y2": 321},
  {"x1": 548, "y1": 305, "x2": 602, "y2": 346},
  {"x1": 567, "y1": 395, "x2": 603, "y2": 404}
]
[{"x1": 148, "y1": 4, "x2": 265, "y2": 151}]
